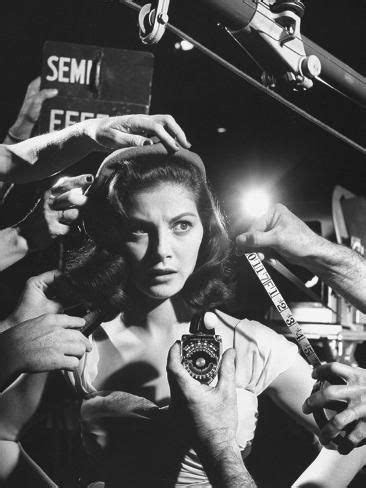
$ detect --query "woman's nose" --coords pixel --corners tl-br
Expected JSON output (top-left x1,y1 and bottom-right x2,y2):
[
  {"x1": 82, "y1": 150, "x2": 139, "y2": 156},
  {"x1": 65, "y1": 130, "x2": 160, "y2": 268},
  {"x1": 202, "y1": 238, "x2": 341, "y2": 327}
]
[{"x1": 155, "y1": 229, "x2": 173, "y2": 260}]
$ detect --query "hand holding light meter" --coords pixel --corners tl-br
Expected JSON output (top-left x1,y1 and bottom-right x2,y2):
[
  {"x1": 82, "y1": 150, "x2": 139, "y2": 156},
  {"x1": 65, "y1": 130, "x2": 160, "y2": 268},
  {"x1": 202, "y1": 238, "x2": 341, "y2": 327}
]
[{"x1": 181, "y1": 313, "x2": 222, "y2": 385}]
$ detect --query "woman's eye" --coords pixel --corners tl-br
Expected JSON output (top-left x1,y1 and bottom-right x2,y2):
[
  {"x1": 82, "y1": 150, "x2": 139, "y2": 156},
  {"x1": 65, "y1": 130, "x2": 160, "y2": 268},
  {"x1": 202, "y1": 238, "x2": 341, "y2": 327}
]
[
  {"x1": 128, "y1": 223, "x2": 148, "y2": 236},
  {"x1": 131, "y1": 228, "x2": 147, "y2": 235},
  {"x1": 173, "y1": 221, "x2": 192, "y2": 233}
]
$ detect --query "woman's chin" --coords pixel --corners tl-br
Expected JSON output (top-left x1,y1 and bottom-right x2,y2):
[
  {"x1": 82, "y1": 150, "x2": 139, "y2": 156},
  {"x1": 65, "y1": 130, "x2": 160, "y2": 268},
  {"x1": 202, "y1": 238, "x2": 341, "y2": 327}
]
[{"x1": 139, "y1": 282, "x2": 183, "y2": 301}]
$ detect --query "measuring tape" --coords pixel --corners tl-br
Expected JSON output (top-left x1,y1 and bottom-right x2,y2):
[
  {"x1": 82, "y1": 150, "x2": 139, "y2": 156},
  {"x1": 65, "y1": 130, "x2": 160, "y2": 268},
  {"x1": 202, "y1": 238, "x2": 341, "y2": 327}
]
[
  {"x1": 245, "y1": 253, "x2": 359, "y2": 452},
  {"x1": 245, "y1": 252, "x2": 322, "y2": 368}
]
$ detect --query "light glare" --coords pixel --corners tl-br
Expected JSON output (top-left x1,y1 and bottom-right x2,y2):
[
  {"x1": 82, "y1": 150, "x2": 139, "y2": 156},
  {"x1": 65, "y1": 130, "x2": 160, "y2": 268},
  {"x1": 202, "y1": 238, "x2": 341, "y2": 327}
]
[
  {"x1": 242, "y1": 189, "x2": 270, "y2": 218},
  {"x1": 174, "y1": 40, "x2": 194, "y2": 51}
]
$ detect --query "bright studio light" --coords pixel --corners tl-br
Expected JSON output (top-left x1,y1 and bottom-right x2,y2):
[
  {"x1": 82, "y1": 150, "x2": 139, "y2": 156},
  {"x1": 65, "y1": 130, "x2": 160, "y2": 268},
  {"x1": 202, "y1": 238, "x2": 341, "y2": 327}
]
[
  {"x1": 242, "y1": 189, "x2": 271, "y2": 218},
  {"x1": 174, "y1": 40, "x2": 194, "y2": 51}
]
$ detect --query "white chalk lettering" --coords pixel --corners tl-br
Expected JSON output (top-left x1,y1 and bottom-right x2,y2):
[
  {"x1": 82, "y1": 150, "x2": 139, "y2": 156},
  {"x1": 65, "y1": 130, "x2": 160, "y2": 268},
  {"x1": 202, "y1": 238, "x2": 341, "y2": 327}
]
[
  {"x1": 46, "y1": 56, "x2": 94, "y2": 84},
  {"x1": 80, "y1": 112, "x2": 95, "y2": 121},
  {"x1": 65, "y1": 110, "x2": 80, "y2": 127},
  {"x1": 46, "y1": 55, "x2": 59, "y2": 82},
  {"x1": 49, "y1": 109, "x2": 64, "y2": 131},
  {"x1": 70, "y1": 58, "x2": 86, "y2": 84},
  {"x1": 86, "y1": 60, "x2": 92, "y2": 85},
  {"x1": 49, "y1": 109, "x2": 109, "y2": 131},
  {"x1": 59, "y1": 57, "x2": 70, "y2": 83}
]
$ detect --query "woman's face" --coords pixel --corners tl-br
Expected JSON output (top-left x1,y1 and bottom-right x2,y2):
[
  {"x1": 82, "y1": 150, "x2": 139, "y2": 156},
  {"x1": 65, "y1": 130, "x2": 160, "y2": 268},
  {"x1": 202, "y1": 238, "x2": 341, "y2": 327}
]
[{"x1": 123, "y1": 182, "x2": 204, "y2": 300}]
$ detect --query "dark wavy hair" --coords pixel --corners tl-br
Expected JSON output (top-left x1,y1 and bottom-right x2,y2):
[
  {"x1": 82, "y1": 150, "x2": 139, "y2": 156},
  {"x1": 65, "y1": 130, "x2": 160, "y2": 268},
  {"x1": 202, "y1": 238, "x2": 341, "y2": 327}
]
[{"x1": 52, "y1": 152, "x2": 232, "y2": 314}]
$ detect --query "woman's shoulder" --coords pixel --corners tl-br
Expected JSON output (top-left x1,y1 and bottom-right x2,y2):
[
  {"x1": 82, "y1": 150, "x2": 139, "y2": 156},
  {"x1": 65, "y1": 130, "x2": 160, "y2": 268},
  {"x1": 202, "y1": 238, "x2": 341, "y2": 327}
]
[
  {"x1": 213, "y1": 309, "x2": 299, "y2": 393},
  {"x1": 212, "y1": 309, "x2": 287, "y2": 347}
]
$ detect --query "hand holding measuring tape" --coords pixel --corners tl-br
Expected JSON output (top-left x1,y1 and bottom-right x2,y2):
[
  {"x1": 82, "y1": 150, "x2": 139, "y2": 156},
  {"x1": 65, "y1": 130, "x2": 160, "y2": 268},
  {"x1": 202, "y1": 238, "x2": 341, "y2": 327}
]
[{"x1": 244, "y1": 252, "x2": 360, "y2": 454}]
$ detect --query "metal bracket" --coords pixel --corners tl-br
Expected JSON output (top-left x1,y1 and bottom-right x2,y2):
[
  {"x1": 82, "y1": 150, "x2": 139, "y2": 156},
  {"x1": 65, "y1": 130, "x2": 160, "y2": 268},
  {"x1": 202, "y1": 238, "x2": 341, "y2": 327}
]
[
  {"x1": 229, "y1": 0, "x2": 321, "y2": 91},
  {"x1": 138, "y1": 0, "x2": 170, "y2": 44}
]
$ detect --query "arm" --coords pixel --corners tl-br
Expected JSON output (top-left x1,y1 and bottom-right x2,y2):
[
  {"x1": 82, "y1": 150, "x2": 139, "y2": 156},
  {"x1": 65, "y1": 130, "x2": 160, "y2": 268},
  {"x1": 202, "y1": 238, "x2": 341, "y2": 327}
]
[
  {"x1": 0, "y1": 372, "x2": 60, "y2": 486},
  {"x1": 0, "y1": 114, "x2": 190, "y2": 183},
  {"x1": 0, "y1": 174, "x2": 93, "y2": 271},
  {"x1": 303, "y1": 241, "x2": 366, "y2": 313},
  {"x1": 292, "y1": 446, "x2": 366, "y2": 488},
  {"x1": 266, "y1": 356, "x2": 366, "y2": 487},
  {"x1": 235, "y1": 203, "x2": 366, "y2": 312},
  {"x1": 0, "y1": 313, "x2": 90, "y2": 392},
  {"x1": 0, "y1": 271, "x2": 89, "y2": 484},
  {"x1": 303, "y1": 362, "x2": 366, "y2": 451},
  {"x1": 167, "y1": 343, "x2": 256, "y2": 487},
  {"x1": 0, "y1": 227, "x2": 29, "y2": 271},
  {"x1": 0, "y1": 271, "x2": 91, "y2": 391},
  {"x1": 3, "y1": 77, "x2": 58, "y2": 145},
  {"x1": 0, "y1": 442, "x2": 57, "y2": 487},
  {"x1": 0, "y1": 77, "x2": 58, "y2": 204}
]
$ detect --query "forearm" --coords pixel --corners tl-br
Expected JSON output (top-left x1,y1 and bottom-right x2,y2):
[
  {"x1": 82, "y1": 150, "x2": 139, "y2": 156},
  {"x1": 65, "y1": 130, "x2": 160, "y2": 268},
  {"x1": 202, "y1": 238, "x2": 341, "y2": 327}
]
[
  {"x1": 0, "y1": 359, "x2": 20, "y2": 394},
  {"x1": 302, "y1": 238, "x2": 366, "y2": 312},
  {"x1": 0, "y1": 441, "x2": 57, "y2": 487},
  {"x1": 1, "y1": 121, "x2": 97, "y2": 183},
  {"x1": 0, "y1": 227, "x2": 29, "y2": 271},
  {"x1": 0, "y1": 373, "x2": 48, "y2": 441},
  {"x1": 198, "y1": 438, "x2": 256, "y2": 488},
  {"x1": 292, "y1": 446, "x2": 365, "y2": 488}
]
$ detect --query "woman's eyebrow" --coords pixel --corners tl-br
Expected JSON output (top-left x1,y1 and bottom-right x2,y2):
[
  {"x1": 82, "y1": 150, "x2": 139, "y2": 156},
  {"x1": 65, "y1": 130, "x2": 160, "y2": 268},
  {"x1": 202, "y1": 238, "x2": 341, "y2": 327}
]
[
  {"x1": 127, "y1": 212, "x2": 198, "y2": 224},
  {"x1": 127, "y1": 216, "x2": 150, "y2": 224},
  {"x1": 170, "y1": 212, "x2": 198, "y2": 222}
]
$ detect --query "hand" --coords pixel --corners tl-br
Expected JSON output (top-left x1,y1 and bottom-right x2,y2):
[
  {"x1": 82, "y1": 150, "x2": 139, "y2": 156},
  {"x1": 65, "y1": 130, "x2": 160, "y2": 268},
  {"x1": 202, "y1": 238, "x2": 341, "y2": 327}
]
[
  {"x1": 0, "y1": 314, "x2": 91, "y2": 380},
  {"x1": 167, "y1": 342, "x2": 238, "y2": 448},
  {"x1": 18, "y1": 174, "x2": 93, "y2": 251},
  {"x1": 235, "y1": 203, "x2": 324, "y2": 265},
  {"x1": 4, "y1": 270, "x2": 62, "y2": 329},
  {"x1": 84, "y1": 114, "x2": 191, "y2": 152},
  {"x1": 8, "y1": 77, "x2": 58, "y2": 141},
  {"x1": 303, "y1": 362, "x2": 366, "y2": 452}
]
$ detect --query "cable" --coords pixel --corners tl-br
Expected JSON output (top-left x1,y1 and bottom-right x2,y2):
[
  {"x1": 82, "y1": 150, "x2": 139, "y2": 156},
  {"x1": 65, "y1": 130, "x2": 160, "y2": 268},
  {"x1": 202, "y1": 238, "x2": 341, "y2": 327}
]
[
  {"x1": 119, "y1": 0, "x2": 366, "y2": 155},
  {"x1": 223, "y1": 25, "x2": 267, "y2": 73}
]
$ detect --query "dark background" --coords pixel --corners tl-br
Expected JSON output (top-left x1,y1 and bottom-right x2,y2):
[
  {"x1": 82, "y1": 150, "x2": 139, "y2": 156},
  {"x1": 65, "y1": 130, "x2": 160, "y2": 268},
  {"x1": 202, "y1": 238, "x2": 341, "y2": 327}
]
[
  {"x1": 0, "y1": 0, "x2": 365, "y2": 218},
  {"x1": 0, "y1": 1, "x2": 365, "y2": 486}
]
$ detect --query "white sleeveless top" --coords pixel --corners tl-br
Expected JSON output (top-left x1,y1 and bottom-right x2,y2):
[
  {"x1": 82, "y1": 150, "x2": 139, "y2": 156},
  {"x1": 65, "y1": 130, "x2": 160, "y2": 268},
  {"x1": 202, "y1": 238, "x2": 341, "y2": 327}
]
[{"x1": 69, "y1": 312, "x2": 299, "y2": 487}]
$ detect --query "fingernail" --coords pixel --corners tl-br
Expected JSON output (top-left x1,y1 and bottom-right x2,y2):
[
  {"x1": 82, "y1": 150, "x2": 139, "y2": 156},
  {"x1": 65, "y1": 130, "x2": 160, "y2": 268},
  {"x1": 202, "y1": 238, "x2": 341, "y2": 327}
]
[
  {"x1": 86, "y1": 175, "x2": 94, "y2": 183},
  {"x1": 302, "y1": 400, "x2": 310, "y2": 413},
  {"x1": 51, "y1": 89, "x2": 58, "y2": 95},
  {"x1": 143, "y1": 139, "x2": 153, "y2": 146},
  {"x1": 174, "y1": 143, "x2": 180, "y2": 151},
  {"x1": 235, "y1": 247, "x2": 244, "y2": 256},
  {"x1": 70, "y1": 187, "x2": 83, "y2": 196}
]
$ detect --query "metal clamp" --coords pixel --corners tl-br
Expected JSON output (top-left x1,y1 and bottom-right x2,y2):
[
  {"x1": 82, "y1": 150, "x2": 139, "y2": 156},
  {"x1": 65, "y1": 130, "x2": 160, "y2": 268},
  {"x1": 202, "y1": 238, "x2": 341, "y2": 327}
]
[{"x1": 138, "y1": 0, "x2": 170, "y2": 44}]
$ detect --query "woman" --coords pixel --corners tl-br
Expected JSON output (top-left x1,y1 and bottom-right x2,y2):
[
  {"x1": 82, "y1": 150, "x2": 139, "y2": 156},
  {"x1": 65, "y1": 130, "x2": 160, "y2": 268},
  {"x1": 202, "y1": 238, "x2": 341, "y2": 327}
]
[{"x1": 52, "y1": 142, "x2": 366, "y2": 487}]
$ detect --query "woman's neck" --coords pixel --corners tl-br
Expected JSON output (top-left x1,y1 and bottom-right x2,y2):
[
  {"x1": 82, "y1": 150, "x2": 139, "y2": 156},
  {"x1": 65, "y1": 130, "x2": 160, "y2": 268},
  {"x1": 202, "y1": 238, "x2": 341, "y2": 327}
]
[{"x1": 123, "y1": 291, "x2": 193, "y2": 333}]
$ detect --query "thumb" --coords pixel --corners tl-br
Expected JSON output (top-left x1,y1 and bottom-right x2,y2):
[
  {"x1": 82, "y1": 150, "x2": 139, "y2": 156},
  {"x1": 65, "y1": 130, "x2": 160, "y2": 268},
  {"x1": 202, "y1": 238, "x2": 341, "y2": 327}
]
[
  {"x1": 235, "y1": 229, "x2": 277, "y2": 255},
  {"x1": 34, "y1": 269, "x2": 62, "y2": 292},
  {"x1": 217, "y1": 348, "x2": 236, "y2": 391},
  {"x1": 38, "y1": 88, "x2": 59, "y2": 102},
  {"x1": 167, "y1": 341, "x2": 192, "y2": 389},
  {"x1": 167, "y1": 341, "x2": 185, "y2": 407},
  {"x1": 167, "y1": 341, "x2": 183, "y2": 377}
]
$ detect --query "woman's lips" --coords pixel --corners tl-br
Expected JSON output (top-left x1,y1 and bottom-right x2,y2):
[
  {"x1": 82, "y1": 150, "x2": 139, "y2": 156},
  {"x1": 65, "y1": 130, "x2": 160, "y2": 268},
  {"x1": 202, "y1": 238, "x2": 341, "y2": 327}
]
[
  {"x1": 148, "y1": 269, "x2": 177, "y2": 281},
  {"x1": 149, "y1": 269, "x2": 177, "y2": 276}
]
